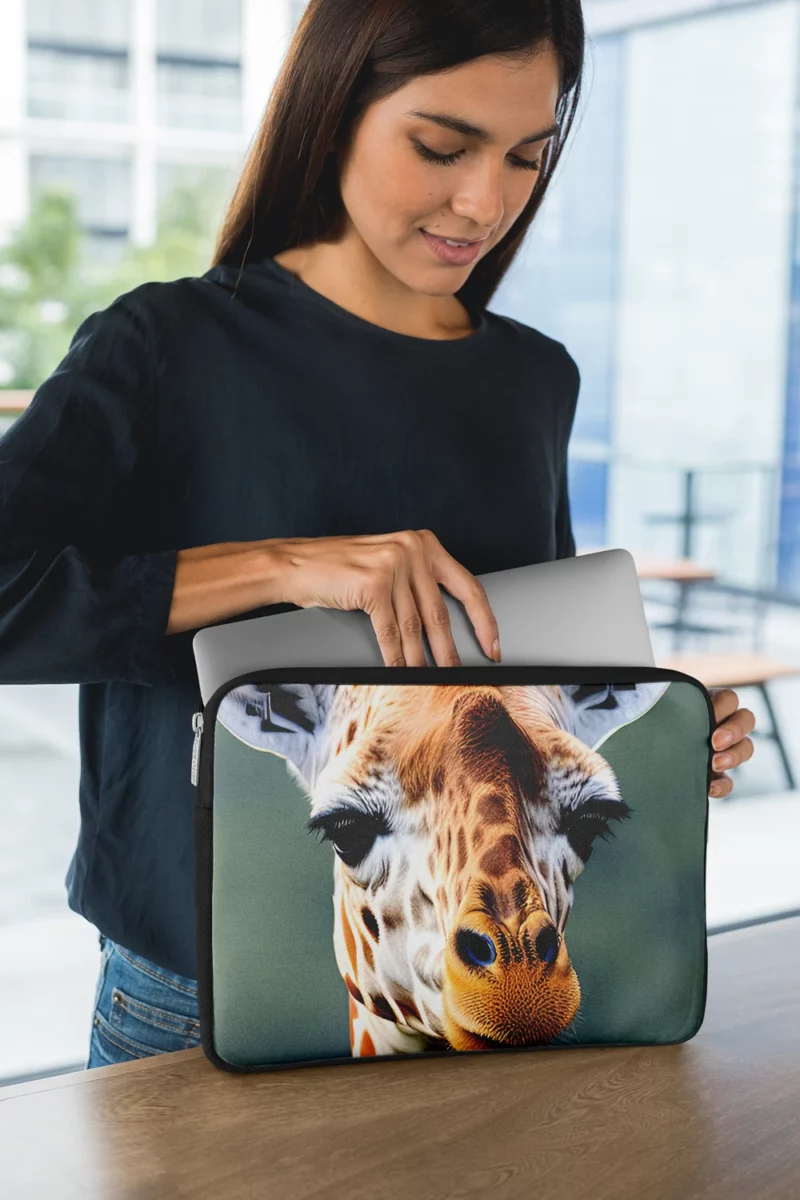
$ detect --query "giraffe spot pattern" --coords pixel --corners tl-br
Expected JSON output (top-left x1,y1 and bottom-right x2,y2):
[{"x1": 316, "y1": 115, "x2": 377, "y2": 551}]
[
  {"x1": 457, "y1": 828, "x2": 468, "y2": 871},
  {"x1": 389, "y1": 985, "x2": 421, "y2": 1024},
  {"x1": 344, "y1": 974, "x2": 364, "y2": 1005},
  {"x1": 479, "y1": 833, "x2": 524, "y2": 876},
  {"x1": 477, "y1": 792, "x2": 508, "y2": 824},
  {"x1": 362, "y1": 907, "x2": 379, "y2": 941},
  {"x1": 370, "y1": 994, "x2": 397, "y2": 1023},
  {"x1": 340, "y1": 900, "x2": 357, "y2": 973},
  {"x1": 382, "y1": 907, "x2": 402, "y2": 932},
  {"x1": 359, "y1": 930, "x2": 375, "y2": 971}
]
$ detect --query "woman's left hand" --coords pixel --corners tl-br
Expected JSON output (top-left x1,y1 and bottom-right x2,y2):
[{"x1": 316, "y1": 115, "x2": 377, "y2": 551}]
[{"x1": 709, "y1": 687, "x2": 756, "y2": 798}]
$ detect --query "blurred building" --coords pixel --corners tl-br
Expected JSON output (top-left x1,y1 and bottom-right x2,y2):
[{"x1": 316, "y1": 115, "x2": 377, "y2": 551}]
[{"x1": 0, "y1": 0, "x2": 290, "y2": 262}]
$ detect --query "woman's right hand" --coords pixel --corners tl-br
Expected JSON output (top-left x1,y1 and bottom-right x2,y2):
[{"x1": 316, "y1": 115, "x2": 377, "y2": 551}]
[{"x1": 273, "y1": 529, "x2": 501, "y2": 668}]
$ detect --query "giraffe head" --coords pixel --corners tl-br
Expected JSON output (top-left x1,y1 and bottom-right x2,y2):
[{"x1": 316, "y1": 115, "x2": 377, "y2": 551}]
[{"x1": 218, "y1": 680, "x2": 669, "y2": 1054}]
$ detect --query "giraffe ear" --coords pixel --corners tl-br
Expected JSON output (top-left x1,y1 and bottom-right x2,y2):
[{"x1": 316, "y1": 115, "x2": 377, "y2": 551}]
[
  {"x1": 216, "y1": 682, "x2": 337, "y2": 789},
  {"x1": 558, "y1": 681, "x2": 671, "y2": 751}
]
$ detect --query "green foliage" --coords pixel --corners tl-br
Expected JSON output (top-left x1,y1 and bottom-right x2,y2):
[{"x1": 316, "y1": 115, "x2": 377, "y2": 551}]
[{"x1": 0, "y1": 171, "x2": 229, "y2": 390}]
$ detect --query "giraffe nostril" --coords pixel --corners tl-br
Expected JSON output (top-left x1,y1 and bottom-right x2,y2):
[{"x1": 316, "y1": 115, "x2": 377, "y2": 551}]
[
  {"x1": 455, "y1": 928, "x2": 497, "y2": 969},
  {"x1": 534, "y1": 923, "x2": 560, "y2": 966}
]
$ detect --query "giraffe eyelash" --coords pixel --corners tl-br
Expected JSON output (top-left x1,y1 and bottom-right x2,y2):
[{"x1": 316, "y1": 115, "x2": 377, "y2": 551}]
[
  {"x1": 558, "y1": 797, "x2": 632, "y2": 862},
  {"x1": 308, "y1": 806, "x2": 392, "y2": 869}
]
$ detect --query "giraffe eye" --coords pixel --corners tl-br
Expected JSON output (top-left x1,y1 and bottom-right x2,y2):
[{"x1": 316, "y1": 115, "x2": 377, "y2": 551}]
[
  {"x1": 308, "y1": 808, "x2": 391, "y2": 868},
  {"x1": 559, "y1": 798, "x2": 631, "y2": 863}
]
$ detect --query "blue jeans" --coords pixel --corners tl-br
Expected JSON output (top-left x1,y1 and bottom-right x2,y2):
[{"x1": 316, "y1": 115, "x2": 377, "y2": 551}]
[{"x1": 86, "y1": 934, "x2": 201, "y2": 1068}]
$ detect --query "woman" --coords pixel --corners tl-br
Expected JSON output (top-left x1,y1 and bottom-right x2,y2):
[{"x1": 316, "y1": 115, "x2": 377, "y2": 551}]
[{"x1": 0, "y1": 0, "x2": 754, "y2": 1068}]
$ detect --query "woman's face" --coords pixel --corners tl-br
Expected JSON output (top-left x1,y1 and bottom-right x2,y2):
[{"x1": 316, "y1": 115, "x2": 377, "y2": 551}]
[{"x1": 337, "y1": 47, "x2": 561, "y2": 296}]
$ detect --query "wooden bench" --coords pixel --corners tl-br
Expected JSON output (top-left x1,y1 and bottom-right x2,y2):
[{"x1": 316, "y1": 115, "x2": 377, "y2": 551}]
[{"x1": 657, "y1": 652, "x2": 800, "y2": 792}]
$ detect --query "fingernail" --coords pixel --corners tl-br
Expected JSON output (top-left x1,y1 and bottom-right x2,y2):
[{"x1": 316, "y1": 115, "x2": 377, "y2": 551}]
[
  {"x1": 714, "y1": 753, "x2": 733, "y2": 770},
  {"x1": 714, "y1": 730, "x2": 733, "y2": 749},
  {"x1": 492, "y1": 638, "x2": 501, "y2": 662}
]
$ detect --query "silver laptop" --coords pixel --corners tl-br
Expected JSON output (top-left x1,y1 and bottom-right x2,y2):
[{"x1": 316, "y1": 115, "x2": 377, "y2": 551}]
[{"x1": 193, "y1": 548, "x2": 654, "y2": 704}]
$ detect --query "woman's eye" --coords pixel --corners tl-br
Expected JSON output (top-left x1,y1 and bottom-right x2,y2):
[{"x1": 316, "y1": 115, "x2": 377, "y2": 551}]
[
  {"x1": 308, "y1": 809, "x2": 390, "y2": 869},
  {"x1": 413, "y1": 141, "x2": 462, "y2": 167},
  {"x1": 413, "y1": 140, "x2": 542, "y2": 172}
]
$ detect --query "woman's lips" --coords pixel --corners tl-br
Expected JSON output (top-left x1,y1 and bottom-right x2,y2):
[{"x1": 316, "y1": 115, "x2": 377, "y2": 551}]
[{"x1": 420, "y1": 229, "x2": 484, "y2": 265}]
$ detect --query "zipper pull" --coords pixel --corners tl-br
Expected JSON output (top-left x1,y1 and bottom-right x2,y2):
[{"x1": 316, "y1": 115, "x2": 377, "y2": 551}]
[{"x1": 190, "y1": 712, "x2": 204, "y2": 787}]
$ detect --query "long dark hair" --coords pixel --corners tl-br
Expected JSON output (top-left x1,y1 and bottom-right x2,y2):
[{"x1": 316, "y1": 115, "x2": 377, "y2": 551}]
[{"x1": 212, "y1": 0, "x2": 585, "y2": 311}]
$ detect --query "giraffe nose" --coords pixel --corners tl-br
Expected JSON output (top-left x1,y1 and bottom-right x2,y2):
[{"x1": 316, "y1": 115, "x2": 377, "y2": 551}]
[
  {"x1": 534, "y1": 922, "x2": 560, "y2": 966},
  {"x1": 455, "y1": 928, "x2": 497, "y2": 969},
  {"x1": 454, "y1": 917, "x2": 562, "y2": 970},
  {"x1": 442, "y1": 895, "x2": 580, "y2": 1050}
]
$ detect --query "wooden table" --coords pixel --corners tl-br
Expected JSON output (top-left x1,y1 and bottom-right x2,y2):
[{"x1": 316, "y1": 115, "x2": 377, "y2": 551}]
[
  {"x1": 658, "y1": 651, "x2": 800, "y2": 690},
  {"x1": 628, "y1": 555, "x2": 718, "y2": 584},
  {"x1": 578, "y1": 547, "x2": 717, "y2": 582},
  {"x1": 2, "y1": 916, "x2": 799, "y2": 1200},
  {"x1": 0, "y1": 391, "x2": 33, "y2": 417}
]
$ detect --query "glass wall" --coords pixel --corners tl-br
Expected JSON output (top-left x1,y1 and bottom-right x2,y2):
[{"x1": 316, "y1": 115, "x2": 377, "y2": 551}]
[
  {"x1": 610, "y1": 1, "x2": 796, "y2": 585},
  {"x1": 492, "y1": 34, "x2": 627, "y2": 553},
  {"x1": 495, "y1": 3, "x2": 800, "y2": 584}
]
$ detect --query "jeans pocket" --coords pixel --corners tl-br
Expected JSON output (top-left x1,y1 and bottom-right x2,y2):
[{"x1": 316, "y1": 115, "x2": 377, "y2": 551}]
[
  {"x1": 90, "y1": 940, "x2": 201, "y2": 1064},
  {"x1": 107, "y1": 987, "x2": 201, "y2": 1056}
]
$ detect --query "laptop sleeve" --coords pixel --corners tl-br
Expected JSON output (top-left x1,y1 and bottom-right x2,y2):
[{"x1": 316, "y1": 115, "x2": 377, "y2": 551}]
[{"x1": 192, "y1": 665, "x2": 714, "y2": 1072}]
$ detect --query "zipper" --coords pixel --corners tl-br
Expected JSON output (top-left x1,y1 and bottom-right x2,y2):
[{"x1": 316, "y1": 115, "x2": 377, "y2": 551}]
[
  {"x1": 191, "y1": 711, "x2": 204, "y2": 787},
  {"x1": 196, "y1": 664, "x2": 716, "y2": 812}
]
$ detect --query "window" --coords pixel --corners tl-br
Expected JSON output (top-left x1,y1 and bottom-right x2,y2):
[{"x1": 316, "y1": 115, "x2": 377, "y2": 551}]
[
  {"x1": 155, "y1": 0, "x2": 242, "y2": 131},
  {"x1": 27, "y1": 0, "x2": 130, "y2": 45},
  {"x1": 156, "y1": 0, "x2": 241, "y2": 59},
  {"x1": 156, "y1": 61, "x2": 241, "y2": 131},
  {"x1": 26, "y1": 0, "x2": 131, "y2": 124},
  {"x1": 29, "y1": 155, "x2": 132, "y2": 240},
  {"x1": 28, "y1": 49, "x2": 130, "y2": 124}
]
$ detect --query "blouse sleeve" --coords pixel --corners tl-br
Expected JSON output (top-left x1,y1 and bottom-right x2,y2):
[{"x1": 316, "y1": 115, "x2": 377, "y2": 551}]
[
  {"x1": 555, "y1": 467, "x2": 576, "y2": 559},
  {"x1": 0, "y1": 297, "x2": 178, "y2": 686},
  {"x1": 554, "y1": 342, "x2": 580, "y2": 560}
]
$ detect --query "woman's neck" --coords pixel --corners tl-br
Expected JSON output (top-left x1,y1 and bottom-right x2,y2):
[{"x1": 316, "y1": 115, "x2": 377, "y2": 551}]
[{"x1": 272, "y1": 237, "x2": 476, "y2": 341}]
